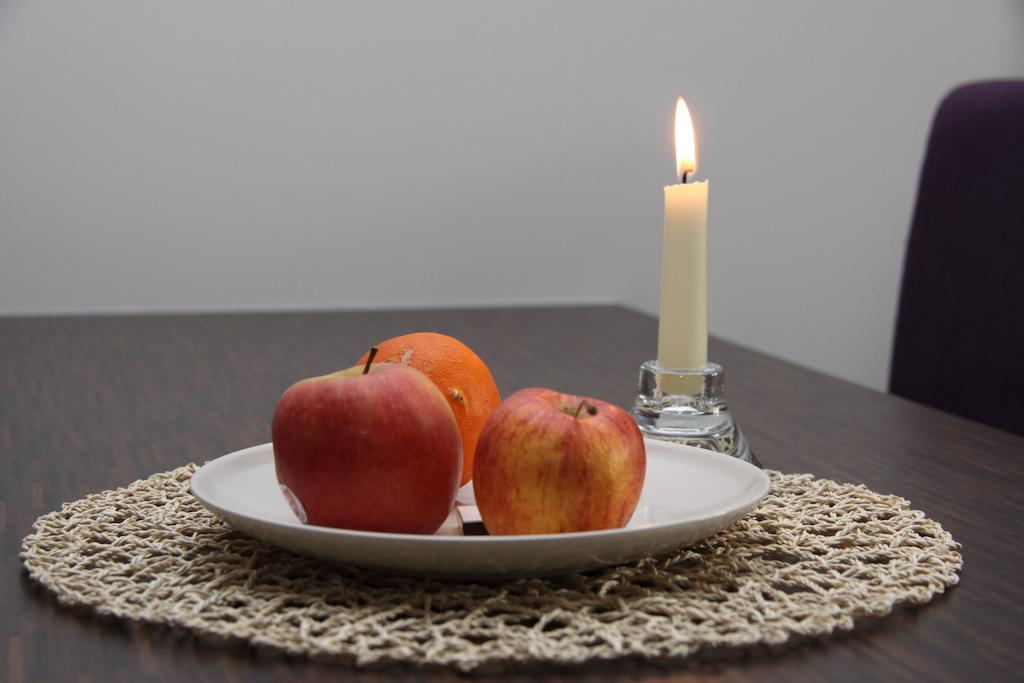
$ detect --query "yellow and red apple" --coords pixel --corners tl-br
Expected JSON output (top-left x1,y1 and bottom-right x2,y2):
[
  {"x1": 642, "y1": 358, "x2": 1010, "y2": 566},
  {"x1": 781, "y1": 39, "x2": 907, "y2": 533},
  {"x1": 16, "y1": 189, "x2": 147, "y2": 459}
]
[
  {"x1": 272, "y1": 361, "x2": 462, "y2": 535},
  {"x1": 473, "y1": 388, "x2": 646, "y2": 535}
]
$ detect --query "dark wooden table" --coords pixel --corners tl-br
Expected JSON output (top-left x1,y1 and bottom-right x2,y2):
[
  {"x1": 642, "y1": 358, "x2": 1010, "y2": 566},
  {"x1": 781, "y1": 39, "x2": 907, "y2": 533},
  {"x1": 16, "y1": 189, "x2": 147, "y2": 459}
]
[{"x1": 2, "y1": 306, "x2": 1022, "y2": 682}]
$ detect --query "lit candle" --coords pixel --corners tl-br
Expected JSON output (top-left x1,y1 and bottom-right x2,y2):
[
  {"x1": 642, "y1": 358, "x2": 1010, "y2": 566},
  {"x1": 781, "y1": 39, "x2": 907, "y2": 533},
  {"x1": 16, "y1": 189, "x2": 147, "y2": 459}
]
[{"x1": 657, "y1": 97, "x2": 708, "y2": 370}]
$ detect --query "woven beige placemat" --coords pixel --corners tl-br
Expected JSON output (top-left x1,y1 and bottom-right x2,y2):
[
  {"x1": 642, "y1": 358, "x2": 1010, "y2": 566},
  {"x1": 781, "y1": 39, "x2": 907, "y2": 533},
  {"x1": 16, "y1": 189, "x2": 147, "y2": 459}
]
[{"x1": 20, "y1": 465, "x2": 961, "y2": 671}]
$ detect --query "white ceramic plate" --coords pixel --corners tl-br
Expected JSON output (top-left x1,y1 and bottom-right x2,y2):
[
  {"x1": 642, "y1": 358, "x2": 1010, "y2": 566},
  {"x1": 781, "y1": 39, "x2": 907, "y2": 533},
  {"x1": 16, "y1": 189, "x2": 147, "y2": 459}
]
[{"x1": 190, "y1": 439, "x2": 770, "y2": 579}]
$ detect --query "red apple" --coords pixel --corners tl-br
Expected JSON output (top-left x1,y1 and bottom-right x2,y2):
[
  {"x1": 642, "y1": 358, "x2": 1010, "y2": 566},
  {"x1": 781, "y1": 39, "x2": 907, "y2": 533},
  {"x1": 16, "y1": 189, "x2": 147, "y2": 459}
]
[
  {"x1": 473, "y1": 388, "x2": 646, "y2": 535},
  {"x1": 272, "y1": 362, "x2": 462, "y2": 534}
]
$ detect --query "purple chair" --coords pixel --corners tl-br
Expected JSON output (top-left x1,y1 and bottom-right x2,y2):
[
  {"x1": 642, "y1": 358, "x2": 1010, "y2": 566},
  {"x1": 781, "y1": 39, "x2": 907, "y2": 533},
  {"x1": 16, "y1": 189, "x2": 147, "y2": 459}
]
[{"x1": 890, "y1": 80, "x2": 1024, "y2": 436}]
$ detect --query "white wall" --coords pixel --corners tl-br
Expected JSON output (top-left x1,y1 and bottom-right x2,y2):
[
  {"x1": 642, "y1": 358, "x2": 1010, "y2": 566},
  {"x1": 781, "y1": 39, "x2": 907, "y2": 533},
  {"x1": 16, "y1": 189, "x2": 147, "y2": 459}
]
[{"x1": 1, "y1": 1, "x2": 1020, "y2": 389}]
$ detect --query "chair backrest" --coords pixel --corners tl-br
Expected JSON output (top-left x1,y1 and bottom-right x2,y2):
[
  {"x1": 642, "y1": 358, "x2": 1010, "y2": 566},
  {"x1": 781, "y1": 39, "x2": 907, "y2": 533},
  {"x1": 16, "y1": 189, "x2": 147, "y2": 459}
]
[{"x1": 890, "y1": 80, "x2": 1024, "y2": 436}]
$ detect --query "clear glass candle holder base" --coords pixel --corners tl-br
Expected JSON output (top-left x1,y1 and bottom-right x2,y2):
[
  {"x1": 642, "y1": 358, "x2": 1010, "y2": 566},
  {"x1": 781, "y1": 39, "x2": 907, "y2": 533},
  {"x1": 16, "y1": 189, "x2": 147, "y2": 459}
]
[{"x1": 630, "y1": 360, "x2": 760, "y2": 467}]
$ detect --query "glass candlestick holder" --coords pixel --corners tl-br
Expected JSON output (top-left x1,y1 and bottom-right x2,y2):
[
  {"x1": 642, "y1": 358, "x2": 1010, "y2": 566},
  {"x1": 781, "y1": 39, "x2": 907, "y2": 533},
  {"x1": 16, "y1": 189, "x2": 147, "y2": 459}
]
[{"x1": 630, "y1": 360, "x2": 760, "y2": 467}]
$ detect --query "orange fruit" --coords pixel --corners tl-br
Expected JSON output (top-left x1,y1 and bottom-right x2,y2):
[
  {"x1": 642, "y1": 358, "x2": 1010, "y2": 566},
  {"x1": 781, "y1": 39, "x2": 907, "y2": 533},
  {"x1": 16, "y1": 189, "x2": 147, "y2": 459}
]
[{"x1": 357, "y1": 332, "x2": 501, "y2": 486}]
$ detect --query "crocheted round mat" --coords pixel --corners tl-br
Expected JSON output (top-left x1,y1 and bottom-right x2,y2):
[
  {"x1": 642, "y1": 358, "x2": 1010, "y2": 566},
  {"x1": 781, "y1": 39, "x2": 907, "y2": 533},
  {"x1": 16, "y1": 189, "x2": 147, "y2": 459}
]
[{"x1": 21, "y1": 465, "x2": 961, "y2": 671}]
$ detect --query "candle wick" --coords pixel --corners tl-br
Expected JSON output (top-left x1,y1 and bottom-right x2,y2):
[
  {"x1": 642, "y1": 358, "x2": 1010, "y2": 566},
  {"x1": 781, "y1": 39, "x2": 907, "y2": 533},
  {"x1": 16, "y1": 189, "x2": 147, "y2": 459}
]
[{"x1": 681, "y1": 170, "x2": 689, "y2": 184}]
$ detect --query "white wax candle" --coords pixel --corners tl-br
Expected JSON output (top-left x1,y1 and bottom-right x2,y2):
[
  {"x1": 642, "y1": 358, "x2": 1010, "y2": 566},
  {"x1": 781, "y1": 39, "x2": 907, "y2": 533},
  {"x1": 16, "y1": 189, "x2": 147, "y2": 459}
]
[
  {"x1": 657, "y1": 180, "x2": 708, "y2": 369},
  {"x1": 657, "y1": 97, "x2": 708, "y2": 370}
]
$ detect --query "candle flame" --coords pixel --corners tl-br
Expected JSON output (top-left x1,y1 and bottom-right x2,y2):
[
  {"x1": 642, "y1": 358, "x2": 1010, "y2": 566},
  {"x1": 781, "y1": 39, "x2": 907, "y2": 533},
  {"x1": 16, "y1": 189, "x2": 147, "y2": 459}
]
[{"x1": 675, "y1": 96, "x2": 697, "y2": 180}]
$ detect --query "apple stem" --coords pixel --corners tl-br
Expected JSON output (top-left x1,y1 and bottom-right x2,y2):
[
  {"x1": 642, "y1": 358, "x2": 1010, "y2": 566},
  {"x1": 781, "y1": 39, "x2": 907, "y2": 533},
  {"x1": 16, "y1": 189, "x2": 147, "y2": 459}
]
[
  {"x1": 362, "y1": 347, "x2": 379, "y2": 375},
  {"x1": 573, "y1": 400, "x2": 598, "y2": 419}
]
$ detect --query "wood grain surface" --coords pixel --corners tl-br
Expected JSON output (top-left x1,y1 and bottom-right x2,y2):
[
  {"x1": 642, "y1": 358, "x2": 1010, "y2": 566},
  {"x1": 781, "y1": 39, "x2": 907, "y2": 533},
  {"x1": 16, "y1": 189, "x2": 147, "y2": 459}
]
[{"x1": 2, "y1": 306, "x2": 1022, "y2": 682}]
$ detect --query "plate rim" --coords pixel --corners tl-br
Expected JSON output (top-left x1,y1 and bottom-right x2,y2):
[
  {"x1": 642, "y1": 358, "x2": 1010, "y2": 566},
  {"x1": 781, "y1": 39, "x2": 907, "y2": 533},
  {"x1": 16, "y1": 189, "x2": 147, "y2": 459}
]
[{"x1": 189, "y1": 439, "x2": 770, "y2": 544}]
